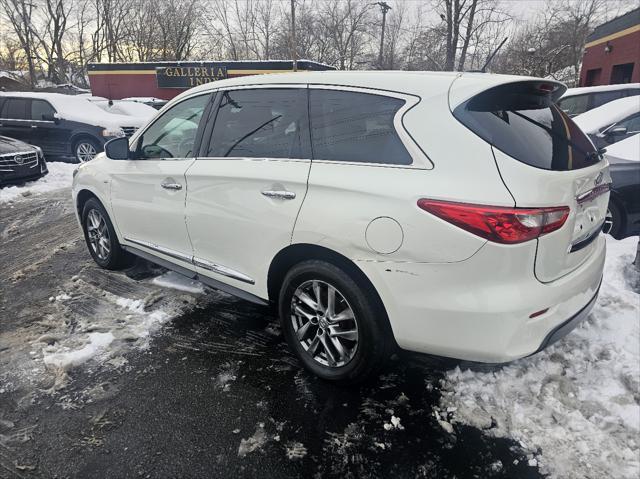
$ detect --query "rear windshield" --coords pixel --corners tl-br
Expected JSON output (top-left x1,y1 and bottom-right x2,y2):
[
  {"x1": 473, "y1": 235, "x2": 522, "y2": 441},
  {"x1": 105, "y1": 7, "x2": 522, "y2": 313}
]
[{"x1": 453, "y1": 83, "x2": 601, "y2": 171}]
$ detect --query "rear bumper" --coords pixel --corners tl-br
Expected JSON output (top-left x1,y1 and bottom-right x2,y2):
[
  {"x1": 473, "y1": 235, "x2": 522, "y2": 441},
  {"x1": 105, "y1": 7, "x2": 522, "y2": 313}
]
[
  {"x1": 530, "y1": 280, "x2": 600, "y2": 356},
  {"x1": 356, "y1": 235, "x2": 606, "y2": 363}
]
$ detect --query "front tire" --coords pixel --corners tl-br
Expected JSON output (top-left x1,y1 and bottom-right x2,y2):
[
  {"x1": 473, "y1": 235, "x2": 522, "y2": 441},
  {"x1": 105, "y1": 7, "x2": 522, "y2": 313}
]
[
  {"x1": 81, "y1": 198, "x2": 132, "y2": 270},
  {"x1": 279, "y1": 260, "x2": 390, "y2": 383},
  {"x1": 74, "y1": 137, "x2": 101, "y2": 163}
]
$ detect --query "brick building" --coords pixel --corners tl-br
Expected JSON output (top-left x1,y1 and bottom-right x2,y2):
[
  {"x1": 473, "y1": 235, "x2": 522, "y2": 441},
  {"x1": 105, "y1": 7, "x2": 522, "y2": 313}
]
[
  {"x1": 87, "y1": 60, "x2": 334, "y2": 101},
  {"x1": 579, "y1": 7, "x2": 640, "y2": 87}
]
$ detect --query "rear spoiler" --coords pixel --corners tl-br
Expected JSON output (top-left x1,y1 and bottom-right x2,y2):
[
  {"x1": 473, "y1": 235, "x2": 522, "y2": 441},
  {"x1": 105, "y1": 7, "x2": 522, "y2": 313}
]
[{"x1": 449, "y1": 76, "x2": 567, "y2": 111}]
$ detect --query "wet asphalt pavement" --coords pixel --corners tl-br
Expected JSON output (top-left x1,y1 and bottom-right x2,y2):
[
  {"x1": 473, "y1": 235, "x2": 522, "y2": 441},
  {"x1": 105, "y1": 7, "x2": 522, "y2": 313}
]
[{"x1": 0, "y1": 186, "x2": 544, "y2": 478}]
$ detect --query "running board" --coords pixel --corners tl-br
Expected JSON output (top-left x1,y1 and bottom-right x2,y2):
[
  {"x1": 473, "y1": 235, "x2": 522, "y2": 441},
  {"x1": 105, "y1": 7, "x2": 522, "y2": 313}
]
[{"x1": 121, "y1": 245, "x2": 269, "y2": 306}]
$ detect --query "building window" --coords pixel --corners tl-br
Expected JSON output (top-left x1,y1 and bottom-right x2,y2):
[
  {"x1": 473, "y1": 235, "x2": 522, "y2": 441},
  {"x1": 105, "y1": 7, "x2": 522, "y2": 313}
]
[
  {"x1": 610, "y1": 63, "x2": 634, "y2": 84},
  {"x1": 585, "y1": 68, "x2": 602, "y2": 86}
]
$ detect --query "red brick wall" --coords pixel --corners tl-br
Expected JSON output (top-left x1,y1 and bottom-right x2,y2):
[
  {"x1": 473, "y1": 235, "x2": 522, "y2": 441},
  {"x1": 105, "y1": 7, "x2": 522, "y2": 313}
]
[{"x1": 579, "y1": 30, "x2": 640, "y2": 86}]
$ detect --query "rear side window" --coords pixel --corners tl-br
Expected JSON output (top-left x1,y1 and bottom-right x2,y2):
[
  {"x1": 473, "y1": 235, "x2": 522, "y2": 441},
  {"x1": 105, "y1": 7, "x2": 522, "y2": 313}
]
[
  {"x1": 592, "y1": 90, "x2": 623, "y2": 108},
  {"x1": 1, "y1": 98, "x2": 28, "y2": 119},
  {"x1": 309, "y1": 89, "x2": 412, "y2": 165},
  {"x1": 206, "y1": 88, "x2": 309, "y2": 159},
  {"x1": 454, "y1": 83, "x2": 600, "y2": 171},
  {"x1": 31, "y1": 100, "x2": 56, "y2": 120}
]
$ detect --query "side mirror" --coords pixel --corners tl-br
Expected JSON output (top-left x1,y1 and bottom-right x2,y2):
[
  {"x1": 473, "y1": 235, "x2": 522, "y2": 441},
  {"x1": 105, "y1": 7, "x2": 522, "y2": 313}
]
[
  {"x1": 42, "y1": 113, "x2": 60, "y2": 124},
  {"x1": 104, "y1": 137, "x2": 130, "y2": 160}
]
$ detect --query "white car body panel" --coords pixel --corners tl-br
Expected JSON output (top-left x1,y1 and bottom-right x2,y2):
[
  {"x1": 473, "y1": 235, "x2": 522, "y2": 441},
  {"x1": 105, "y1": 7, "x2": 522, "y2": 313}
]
[
  {"x1": 185, "y1": 157, "x2": 311, "y2": 296},
  {"x1": 109, "y1": 158, "x2": 196, "y2": 269}
]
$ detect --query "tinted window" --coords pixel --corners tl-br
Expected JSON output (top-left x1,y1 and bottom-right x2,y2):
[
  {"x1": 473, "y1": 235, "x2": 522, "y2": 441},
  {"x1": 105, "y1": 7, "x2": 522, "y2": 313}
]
[
  {"x1": 1, "y1": 98, "x2": 28, "y2": 119},
  {"x1": 616, "y1": 113, "x2": 640, "y2": 133},
  {"x1": 592, "y1": 90, "x2": 623, "y2": 108},
  {"x1": 454, "y1": 82, "x2": 599, "y2": 171},
  {"x1": 137, "y1": 94, "x2": 209, "y2": 159},
  {"x1": 557, "y1": 94, "x2": 589, "y2": 116},
  {"x1": 206, "y1": 89, "x2": 309, "y2": 159},
  {"x1": 31, "y1": 100, "x2": 56, "y2": 120},
  {"x1": 309, "y1": 90, "x2": 412, "y2": 165}
]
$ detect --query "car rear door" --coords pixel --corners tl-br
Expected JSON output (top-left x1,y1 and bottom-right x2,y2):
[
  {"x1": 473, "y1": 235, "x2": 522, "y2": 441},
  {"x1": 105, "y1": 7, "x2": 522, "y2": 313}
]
[
  {"x1": 109, "y1": 93, "x2": 212, "y2": 270},
  {"x1": 185, "y1": 86, "x2": 311, "y2": 298},
  {"x1": 451, "y1": 79, "x2": 609, "y2": 283},
  {"x1": 0, "y1": 97, "x2": 32, "y2": 143}
]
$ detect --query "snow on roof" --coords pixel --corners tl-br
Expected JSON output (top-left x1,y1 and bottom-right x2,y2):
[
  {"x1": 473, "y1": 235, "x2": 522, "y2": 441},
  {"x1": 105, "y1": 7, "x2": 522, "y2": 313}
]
[
  {"x1": 0, "y1": 91, "x2": 145, "y2": 129},
  {"x1": 605, "y1": 133, "x2": 640, "y2": 162},
  {"x1": 573, "y1": 95, "x2": 640, "y2": 134},
  {"x1": 93, "y1": 100, "x2": 157, "y2": 121},
  {"x1": 562, "y1": 83, "x2": 640, "y2": 98},
  {"x1": 121, "y1": 97, "x2": 167, "y2": 103}
]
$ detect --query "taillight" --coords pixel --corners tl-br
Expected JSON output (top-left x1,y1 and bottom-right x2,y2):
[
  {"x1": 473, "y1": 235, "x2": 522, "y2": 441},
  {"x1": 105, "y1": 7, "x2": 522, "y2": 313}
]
[{"x1": 417, "y1": 199, "x2": 570, "y2": 244}]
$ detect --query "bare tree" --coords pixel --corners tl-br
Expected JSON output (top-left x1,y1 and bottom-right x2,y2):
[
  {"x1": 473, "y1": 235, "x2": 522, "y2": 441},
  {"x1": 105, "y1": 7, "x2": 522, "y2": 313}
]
[{"x1": 0, "y1": 0, "x2": 38, "y2": 86}]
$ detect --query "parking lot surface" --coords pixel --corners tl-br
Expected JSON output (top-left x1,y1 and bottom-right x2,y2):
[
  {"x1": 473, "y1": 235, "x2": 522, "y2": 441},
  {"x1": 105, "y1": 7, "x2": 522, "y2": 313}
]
[{"x1": 0, "y1": 188, "x2": 543, "y2": 478}]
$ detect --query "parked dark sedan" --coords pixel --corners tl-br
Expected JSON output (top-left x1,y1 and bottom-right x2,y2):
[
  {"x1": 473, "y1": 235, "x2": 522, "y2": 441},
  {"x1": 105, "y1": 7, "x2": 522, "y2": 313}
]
[
  {"x1": 0, "y1": 93, "x2": 145, "y2": 163},
  {"x1": 607, "y1": 155, "x2": 640, "y2": 239},
  {"x1": 0, "y1": 135, "x2": 48, "y2": 186}
]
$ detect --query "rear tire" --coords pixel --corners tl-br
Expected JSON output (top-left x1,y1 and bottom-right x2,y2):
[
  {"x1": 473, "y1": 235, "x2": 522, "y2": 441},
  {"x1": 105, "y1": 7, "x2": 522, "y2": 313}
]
[
  {"x1": 81, "y1": 198, "x2": 132, "y2": 270},
  {"x1": 279, "y1": 260, "x2": 390, "y2": 383},
  {"x1": 606, "y1": 200, "x2": 624, "y2": 239}
]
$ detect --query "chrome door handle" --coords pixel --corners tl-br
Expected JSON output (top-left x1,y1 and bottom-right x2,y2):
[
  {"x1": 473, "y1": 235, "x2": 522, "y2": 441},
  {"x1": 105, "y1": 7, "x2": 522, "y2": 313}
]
[
  {"x1": 261, "y1": 190, "x2": 296, "y2": 200},
  {"x1": 161, "y1": 182, "x2": 182, "y2": 191},
  {"x1": 31, "y1": 125, "x2": 37, "y2": 129}
]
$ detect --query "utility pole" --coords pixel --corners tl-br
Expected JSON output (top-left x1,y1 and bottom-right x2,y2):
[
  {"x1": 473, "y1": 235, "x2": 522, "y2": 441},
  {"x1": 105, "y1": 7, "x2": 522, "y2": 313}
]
[
  {"x1": 291, "y1": 0, "x2": 297, "y2": 72},
  {"x1": 375, "y1": 2, "x2": 392, "y2": 69}
]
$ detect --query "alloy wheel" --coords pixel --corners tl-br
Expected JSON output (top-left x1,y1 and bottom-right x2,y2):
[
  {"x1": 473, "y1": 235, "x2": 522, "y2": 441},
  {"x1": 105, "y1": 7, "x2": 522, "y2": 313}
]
[
  {"x1": 76, "y1": 142, "x2": 97, "y2": 162},
  {"x1": 86, "y1": 209, "x2": 111, "y2": 261},
  {"x1": 290, "y1": 280, "x2": 359, "y2": 368}
]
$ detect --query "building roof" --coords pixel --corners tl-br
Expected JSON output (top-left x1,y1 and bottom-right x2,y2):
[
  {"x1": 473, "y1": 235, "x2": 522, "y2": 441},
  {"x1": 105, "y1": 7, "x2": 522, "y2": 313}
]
[{"x1": 586, "y1": 7, "x2": 640, "y2": 43}]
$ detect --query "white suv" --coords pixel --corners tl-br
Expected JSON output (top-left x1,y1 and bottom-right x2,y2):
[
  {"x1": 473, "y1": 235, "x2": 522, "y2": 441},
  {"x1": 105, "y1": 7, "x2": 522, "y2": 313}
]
[{"x1": 72, "y1": 71, "x2": 609, "y2": 381}]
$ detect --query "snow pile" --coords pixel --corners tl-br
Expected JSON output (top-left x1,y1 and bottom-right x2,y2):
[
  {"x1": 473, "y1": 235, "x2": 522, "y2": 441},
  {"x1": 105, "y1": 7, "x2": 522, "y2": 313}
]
[
  {"x1": 151, "y1": 271, "x2": 205, "y2": 294},
  {"x1": 0, "y1": 162, "x2": 76, "y2": 204},
  {"x1": 43, "y1": 332, "x2": 114, "y2": 370},
  {"x1": 441, "y1": 236, "x2": 640, "y2": 479}
]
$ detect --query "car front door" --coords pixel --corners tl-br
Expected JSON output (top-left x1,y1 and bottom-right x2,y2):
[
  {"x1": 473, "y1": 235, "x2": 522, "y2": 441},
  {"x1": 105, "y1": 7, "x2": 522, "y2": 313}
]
[
  {"x1": 29, "y1": 99, "x2": 61, "y2": 155},
  {"x1": 185, "y1": 87, "x2": 311, "y2": 298},
  {"x1": 109, "y1": 93, "x2": 212, "y2": 270}
]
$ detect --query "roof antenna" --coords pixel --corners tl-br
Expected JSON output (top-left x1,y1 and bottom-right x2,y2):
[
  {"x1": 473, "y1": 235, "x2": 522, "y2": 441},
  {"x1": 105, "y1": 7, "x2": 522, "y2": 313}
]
[{"x1": 481, "y1": 37, "x2": 508, "y2": 73}]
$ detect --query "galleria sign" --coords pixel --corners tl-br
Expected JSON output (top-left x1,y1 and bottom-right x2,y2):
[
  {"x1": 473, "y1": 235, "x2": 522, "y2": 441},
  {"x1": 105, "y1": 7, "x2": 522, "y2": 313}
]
[{"x1": 156, "y1": 64, "x2": 228, "y2": 88}]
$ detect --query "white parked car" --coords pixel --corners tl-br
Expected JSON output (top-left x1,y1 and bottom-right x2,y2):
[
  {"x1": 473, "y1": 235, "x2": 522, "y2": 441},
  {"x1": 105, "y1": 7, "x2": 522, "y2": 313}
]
[
  {"x1": 72, "y1": 71, "x2": 610, "y2": 381},
  {"x1": 573, "y1": 95, "x2": 640, "y2": 149},
  {"x1": 557, "y1": 83, "x2": 640, "y2": 117}
]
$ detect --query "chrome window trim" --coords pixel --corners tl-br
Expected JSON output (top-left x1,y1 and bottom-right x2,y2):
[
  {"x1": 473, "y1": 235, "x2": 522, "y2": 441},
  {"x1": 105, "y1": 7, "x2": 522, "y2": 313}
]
[
  {"x1": 0, "y1": 118, "x2": 55, "y2": 124},
  {"x1": 123, "y1": 237, "x2": 255, "y2": 285}
]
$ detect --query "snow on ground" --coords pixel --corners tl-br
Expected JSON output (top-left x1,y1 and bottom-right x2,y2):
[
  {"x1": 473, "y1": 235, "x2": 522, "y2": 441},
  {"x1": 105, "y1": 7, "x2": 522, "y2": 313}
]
[
  {"x1": 151, "y1": 271, "x2": 206, "y2": 294},
  {"x1": 0, "y1": 161, "x2": 76, "y2": 204},
  {"x1": 441, "y1": 236, "x2": 640, "y2": 479}
]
